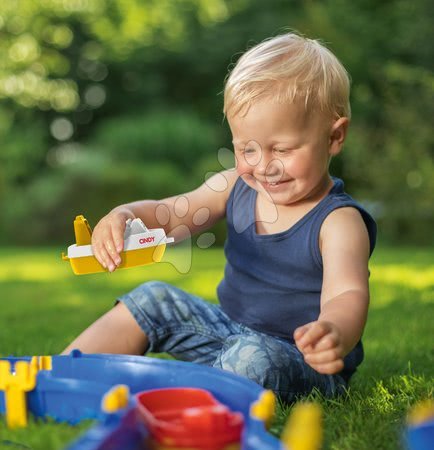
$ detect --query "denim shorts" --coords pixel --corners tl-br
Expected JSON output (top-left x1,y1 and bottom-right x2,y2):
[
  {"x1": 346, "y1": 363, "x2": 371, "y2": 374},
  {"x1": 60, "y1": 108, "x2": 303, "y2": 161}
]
[{"x1": 118, "y1": 281, "x2": 347, "y2": 403}]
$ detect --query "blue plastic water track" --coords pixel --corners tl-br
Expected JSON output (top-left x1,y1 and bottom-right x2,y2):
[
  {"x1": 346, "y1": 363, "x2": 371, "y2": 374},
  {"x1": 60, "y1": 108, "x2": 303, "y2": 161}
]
[{"x1": 0, "y1": 351, "x2": 286, "y2": 450}]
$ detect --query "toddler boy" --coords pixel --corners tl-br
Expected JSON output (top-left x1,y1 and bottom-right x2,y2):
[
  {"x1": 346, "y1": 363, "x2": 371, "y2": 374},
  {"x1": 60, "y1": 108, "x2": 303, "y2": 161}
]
[{"x1": 64, "y1": 32, "x2": 376, "y2": 403}]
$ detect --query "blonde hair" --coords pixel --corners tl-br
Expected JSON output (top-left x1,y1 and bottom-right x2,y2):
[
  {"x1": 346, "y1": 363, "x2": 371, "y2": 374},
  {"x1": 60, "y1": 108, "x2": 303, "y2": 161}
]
[{"x1": 223, "y1": 32, "x2": 351, "y2": 120}]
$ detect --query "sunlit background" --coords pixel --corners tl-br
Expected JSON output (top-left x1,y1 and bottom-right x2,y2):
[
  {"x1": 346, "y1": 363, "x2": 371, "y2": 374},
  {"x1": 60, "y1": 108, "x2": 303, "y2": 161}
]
[
  {"x1": 0, "y1": 0, "x2": 432, "y2": 245},
  {"x1": 0, "y1": 4, "x2": 433, "y2": 448}
]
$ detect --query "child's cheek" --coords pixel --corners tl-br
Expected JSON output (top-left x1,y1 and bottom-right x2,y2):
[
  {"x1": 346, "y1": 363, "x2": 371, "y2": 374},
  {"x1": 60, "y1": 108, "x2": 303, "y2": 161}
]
[
  {"x1": 235, "y1": 158, "x2": 250, "y2": 176},
  {"x1": 234, "y1": 155, "x2": 239, "y2": 169}
]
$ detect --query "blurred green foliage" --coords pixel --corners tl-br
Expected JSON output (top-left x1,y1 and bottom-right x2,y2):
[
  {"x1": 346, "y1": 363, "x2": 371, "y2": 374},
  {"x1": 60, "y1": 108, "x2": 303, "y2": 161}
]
[{"x1": 0, "y1": 0, "x2": 432, "y2": 244}]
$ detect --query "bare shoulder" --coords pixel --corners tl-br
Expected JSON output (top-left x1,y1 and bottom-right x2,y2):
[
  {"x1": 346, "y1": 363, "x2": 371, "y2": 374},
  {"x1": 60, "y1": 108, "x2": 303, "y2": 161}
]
[
  {"x1": 320, "y1": 207, "x2": 370, "y2": 257},
  {"x1": 320, "y1": 207, "x2": 371, "y2": 303}
]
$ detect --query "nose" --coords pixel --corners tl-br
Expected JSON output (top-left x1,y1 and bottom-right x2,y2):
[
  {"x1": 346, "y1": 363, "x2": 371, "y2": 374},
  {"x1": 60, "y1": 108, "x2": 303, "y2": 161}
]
[{"x1": 256, "y1": 154, "x2": 283, "y2": 179}]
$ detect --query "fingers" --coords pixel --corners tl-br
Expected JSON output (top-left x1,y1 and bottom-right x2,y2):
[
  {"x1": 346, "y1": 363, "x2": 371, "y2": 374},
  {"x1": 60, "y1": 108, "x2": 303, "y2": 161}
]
[
  {"x1": 304, "y1": 347, "x2": 342, "y2": 366},
  {"x1": 106, "y1": 237, "x2": 122, "y2": 270},
  {"x1": 293, "y1": 323, "x2": 311, "y2": 341},
  {"x1": 98, "y1": 244, "x2": 116, "y2": 271},
  {"x1": 294, "y1": 321, "x2": 344, "y2": 375},
  {"x1": 112, "y1": 224, "x2": 124, "y2": 253},
  {"x1": 305, "y1": 359, "x2": 344, "y2": 375},
  {"x1": 93, "y1": 239, "x2": 117, "y2": 272},
  {"x1": 295, "y1": 322, "x2": 330, "y2": 353},
  {"x1": 302, "y1": 343, "x2": 344, "y2": 375},
  {"x1": 307, "y1": 333, "x2": 340, "y2": 353},
  {"x1": 92, "y1": 218, "x2": 126, "y2": 272}
]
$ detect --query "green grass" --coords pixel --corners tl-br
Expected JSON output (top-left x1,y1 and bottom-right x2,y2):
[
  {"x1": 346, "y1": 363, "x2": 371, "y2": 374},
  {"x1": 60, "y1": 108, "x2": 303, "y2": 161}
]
[{"x1": 0, "y1": 246, "x2": 433, "y2": 449}]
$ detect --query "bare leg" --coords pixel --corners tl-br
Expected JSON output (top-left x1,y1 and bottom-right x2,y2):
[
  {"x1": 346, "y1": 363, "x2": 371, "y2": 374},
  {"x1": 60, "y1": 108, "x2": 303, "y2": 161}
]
[{"x1": 62, "y1": 302, "x2": 148, "y2": 355}]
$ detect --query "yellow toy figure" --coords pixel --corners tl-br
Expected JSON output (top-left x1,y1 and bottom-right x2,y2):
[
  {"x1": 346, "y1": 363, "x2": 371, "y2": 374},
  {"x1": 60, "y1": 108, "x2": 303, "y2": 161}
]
[
  {"x1": 0, "y1": 360, "x2": 38, "y2": 428},
  {"x1": 102, "y1": 385, "x2": 130, "y2": 413},
  {"x1": 250, "y1": 390, "x2": 276, "y2": 430},
  {"x1": 281, "y1": 402, "x2": 323, "y2": 450}
]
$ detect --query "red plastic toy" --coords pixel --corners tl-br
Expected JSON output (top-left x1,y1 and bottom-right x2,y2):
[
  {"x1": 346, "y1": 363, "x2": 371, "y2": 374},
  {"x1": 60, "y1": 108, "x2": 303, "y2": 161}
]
[{"x1": 136, "y1": 387, "x2": 244, "y2": 449}]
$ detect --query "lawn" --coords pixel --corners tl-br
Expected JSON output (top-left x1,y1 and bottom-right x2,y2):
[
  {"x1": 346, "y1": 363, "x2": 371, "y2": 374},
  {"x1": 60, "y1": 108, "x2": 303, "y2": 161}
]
[{"x1": 0, "y1": 245, "x2": 433, "y2": 449}]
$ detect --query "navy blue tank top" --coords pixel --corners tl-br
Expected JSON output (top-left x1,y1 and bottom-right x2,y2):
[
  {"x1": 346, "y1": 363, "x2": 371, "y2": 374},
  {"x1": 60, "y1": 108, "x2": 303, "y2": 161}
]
[{"x1": 217, "y1": 177, "x2": 377, "y2": 378}]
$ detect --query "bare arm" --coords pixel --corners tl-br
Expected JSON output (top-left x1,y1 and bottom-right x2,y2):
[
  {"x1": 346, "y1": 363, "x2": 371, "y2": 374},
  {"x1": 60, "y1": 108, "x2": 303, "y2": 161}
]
[
  {"x1": 294, "y1": 207, "x2": 371, "y2": 374},
  {"x1": 126, "y1": 170, "x2": 238, "y2": 240},
  {"x1": 93, "y1": 169, "x2": 239, "y2": 271}
]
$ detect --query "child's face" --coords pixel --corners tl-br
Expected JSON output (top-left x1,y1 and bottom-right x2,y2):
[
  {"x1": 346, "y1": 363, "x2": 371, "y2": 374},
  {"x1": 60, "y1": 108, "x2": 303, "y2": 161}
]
[{"x1": 229, "y1": 99, "x2": 346, "y2": 207}]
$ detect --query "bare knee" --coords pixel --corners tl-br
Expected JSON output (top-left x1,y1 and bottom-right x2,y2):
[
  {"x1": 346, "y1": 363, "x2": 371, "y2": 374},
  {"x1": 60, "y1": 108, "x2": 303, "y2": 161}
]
[{"x1": 62, "y1": 301, "x2": 147, "y2": 355}]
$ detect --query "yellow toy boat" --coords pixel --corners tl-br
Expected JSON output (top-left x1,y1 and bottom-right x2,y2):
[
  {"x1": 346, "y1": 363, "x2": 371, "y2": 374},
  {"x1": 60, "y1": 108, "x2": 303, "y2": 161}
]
[{"x1": 62, "y1": 215, "x2": 174, "y2": 275}]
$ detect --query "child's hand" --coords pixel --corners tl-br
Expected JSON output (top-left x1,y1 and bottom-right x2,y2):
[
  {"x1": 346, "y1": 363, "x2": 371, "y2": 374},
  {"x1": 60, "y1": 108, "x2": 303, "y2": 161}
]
[
  {"x1": 294, "y1": 321, "x2": 344, "y2": 375},
  {"x1": 92, "y1": 208, "x2": 135, "y2": 272}
]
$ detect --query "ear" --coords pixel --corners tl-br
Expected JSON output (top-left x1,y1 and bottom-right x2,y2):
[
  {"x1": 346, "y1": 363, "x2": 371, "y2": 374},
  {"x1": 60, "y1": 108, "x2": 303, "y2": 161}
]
[{"x1": 329, "y1": 117, "x2": 349, "y2": 156}]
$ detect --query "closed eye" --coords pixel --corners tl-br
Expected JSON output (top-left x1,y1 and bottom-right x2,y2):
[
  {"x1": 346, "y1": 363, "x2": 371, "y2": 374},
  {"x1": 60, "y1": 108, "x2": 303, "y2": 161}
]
[
  {"x1": 273, "y1": 148, "x2": 294, "y2": 155},
  {"x1": 236, "y1": 147, "x2": 257, "y2": 154}
]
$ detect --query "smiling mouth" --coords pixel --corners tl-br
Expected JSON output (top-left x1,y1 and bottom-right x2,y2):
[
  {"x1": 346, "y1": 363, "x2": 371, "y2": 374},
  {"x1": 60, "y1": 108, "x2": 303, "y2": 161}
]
[
  {"x1": 242, "y1": 174, "x2": 290, "y2": 190},
  {"x1": 261, "y1": 179, "x2": 289, "y2": 189},
  {"x1": 262, "y1": 180, "x2": 288, "y2": 186}
]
